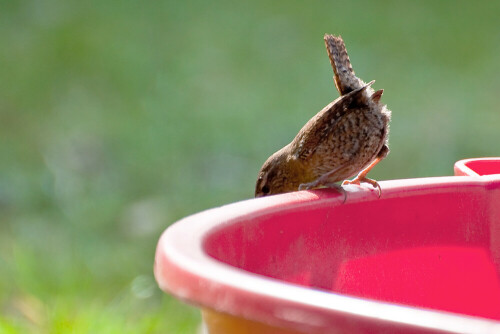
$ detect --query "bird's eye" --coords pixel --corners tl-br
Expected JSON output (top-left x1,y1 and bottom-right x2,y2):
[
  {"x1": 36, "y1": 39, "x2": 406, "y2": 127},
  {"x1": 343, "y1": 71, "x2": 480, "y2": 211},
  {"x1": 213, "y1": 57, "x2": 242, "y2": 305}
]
[{"x1": 261, "y1": 185, "x2": 270, "y2": 194}]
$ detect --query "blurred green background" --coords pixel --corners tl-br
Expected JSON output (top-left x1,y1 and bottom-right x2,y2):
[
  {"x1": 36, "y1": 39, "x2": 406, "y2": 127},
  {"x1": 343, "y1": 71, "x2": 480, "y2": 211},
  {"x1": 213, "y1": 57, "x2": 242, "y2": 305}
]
[{"x1": 1, "y1": 0, "x2": 499, "y2": 332}]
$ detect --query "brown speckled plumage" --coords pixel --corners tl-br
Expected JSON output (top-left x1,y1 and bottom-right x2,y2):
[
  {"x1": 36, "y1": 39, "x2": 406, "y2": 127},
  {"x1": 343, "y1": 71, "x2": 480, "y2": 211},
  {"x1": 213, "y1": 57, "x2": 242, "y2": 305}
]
[{"x1": 255, "y1": 34, "x2": 391, "y2": 198}]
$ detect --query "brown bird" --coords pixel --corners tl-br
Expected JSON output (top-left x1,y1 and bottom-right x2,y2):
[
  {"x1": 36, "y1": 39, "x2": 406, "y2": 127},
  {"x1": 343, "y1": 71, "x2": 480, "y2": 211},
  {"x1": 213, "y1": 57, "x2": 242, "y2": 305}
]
[{"x1": 255, "y1": 34, "x2": 391, "y2": 198}]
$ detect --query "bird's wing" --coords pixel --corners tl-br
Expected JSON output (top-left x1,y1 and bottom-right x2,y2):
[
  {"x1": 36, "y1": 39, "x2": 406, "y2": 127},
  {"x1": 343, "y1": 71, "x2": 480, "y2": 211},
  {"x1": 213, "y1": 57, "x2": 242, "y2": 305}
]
[{"x1": 292, "y1": 81, "x2": 374, "y2": 160}]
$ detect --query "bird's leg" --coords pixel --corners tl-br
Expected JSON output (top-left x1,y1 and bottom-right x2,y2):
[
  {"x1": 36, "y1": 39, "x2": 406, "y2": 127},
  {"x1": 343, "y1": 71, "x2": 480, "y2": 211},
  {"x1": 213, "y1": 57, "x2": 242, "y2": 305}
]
[
  {"x1": 299, "y1": 163, "x2": 348, "y2": 190},
  {"x1": 342, "y1": 145, "x2": 389, "y2": 197},
  {"x1": 299, "y1": 163, "x2": 349, "y2": 202},
  {"x1": 342, "y1": 161, "x2": 381, "y2": 196}
]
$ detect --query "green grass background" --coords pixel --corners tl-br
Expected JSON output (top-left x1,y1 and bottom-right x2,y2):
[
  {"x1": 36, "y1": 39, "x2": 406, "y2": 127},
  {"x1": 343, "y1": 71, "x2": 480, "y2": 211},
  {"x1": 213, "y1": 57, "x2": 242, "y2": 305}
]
[{"x1": 1, "y1": 0, "x2": 499, "y2": 332}]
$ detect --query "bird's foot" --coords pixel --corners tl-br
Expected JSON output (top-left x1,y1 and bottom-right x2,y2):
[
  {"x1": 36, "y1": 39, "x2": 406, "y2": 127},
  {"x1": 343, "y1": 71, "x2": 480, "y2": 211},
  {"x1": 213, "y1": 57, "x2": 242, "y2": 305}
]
[
  {"x1": 299, "y1": 181, "x2": 347, "y2": 203},
  {"x1": 342, "y1": 176, "x2": 381, "y2": 198},
  {"x1": 298, "y1": 181, "x2": 317, "y2": 191}
]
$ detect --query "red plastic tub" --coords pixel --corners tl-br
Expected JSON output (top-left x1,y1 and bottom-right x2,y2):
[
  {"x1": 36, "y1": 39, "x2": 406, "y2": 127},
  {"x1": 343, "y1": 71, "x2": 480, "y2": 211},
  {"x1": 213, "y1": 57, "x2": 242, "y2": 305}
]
[{"x1": 155, "y1": 158, "x2": 500, "y2": 334}]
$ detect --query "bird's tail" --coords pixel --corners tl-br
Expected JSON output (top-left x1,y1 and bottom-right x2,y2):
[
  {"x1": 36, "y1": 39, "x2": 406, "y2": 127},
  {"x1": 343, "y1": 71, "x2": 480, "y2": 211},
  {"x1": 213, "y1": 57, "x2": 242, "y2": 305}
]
[{"x1": 324, "y1": 34, "x2": 365, "y2": 96}]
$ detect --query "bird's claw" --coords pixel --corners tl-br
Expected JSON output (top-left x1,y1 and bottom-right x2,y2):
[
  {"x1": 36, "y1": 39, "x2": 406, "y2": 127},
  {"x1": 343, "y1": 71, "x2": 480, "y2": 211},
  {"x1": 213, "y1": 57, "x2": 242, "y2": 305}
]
[
  {"x1": 324, "y1": 183, "x2": 347, "y2": 203},
  {"x1": 298, "y1": 181, "x2": 324, "y2": 191},
  {"x1": 298, "y1": 183, "x2": 313, "y2": 191},
  {"x1": 343, "y1": 177, "x2": 382, "y2": 198}
]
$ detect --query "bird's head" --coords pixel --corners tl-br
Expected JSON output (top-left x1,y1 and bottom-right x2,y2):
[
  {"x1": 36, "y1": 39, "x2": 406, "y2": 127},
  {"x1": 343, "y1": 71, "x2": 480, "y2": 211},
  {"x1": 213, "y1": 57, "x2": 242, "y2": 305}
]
[{"x1": 255, "y1": 146, "x2": 298, "y2": 197}]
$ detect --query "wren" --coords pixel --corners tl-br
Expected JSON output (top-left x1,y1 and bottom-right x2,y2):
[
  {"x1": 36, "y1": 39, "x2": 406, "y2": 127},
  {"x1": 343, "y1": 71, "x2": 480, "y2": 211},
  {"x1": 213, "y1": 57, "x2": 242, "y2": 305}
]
[{"x1": 255, "y1": 34, "x2": 391, "y2": 198}]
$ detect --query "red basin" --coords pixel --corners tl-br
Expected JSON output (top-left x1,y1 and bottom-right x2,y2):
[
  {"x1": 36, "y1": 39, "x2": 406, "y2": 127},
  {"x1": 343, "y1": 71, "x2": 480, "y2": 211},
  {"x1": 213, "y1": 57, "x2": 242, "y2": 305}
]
[{"x1": 155, "y1": 158, "x2": 500, "y2": 333}]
